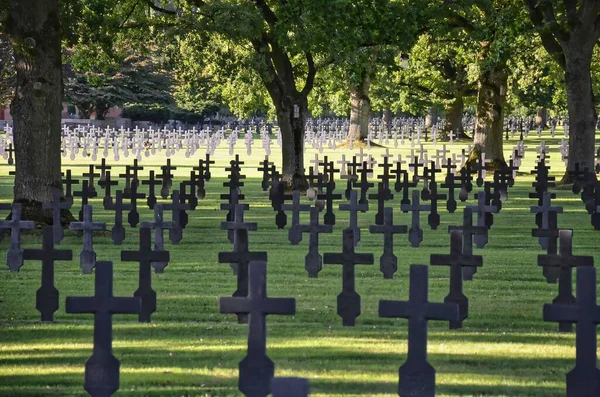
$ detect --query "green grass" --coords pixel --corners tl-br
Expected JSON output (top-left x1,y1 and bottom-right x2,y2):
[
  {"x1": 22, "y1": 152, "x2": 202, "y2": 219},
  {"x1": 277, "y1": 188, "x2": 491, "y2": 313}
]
[{"x1": 0, "y1": 133, "x2": 599, "y2": 396}]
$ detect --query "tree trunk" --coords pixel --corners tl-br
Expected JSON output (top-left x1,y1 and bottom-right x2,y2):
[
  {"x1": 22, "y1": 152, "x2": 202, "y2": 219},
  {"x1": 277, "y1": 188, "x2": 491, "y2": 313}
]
[
  {"x1": 8, "y1": 0, "x2": 68, "y2": 223},
  {"x1": 425, "y1": 106, "x2": 439, "y2": 128},
  {"x1": 561, "y1": 47, "x2": 596, "y2": 182},
  {"x1": 276, "y1": 94, "x2": 307, "y2": 190},
  {"x1": 383, "y1": 107, "x2": 392, "y2": 127},
  {"x1": 535, "y1": 108, "x2": 548, "y2": 128},
  {"x1": 347, "y1": 74, "x2": 371, "y2": 142},
  {"x1": 470, "y1": 68, "x2": 508, "y2": 168},
  {"x1": 442, "y1": 95, "x2": 465, "y2": 140}
]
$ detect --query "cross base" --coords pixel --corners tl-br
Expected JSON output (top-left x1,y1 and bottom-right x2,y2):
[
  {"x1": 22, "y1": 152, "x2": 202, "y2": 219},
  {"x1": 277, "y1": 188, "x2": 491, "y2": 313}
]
[
  {"x1": 36, "y1": 286, "x2": 59, "y2": 322},
  {"x1": 84, "y1": 352, "x2": 120, "y2": 397},
  {"x1": 566, "y1": 367, "x2": 600, "y2": 397},
  {"x1": 399, "y1": 360, "x2": 436, "y2": 397},
  {"x1": 338, "y1": 291, "x2": 361, "y2": 327},
  {"x1": 239, "y1": 354, "x2": 274, "y2": 397}
]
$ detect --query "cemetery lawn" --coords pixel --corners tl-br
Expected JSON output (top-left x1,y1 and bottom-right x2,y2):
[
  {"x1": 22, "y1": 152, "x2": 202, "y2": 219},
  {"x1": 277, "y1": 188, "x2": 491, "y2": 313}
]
[{"x1": 0, "y1": 136, "x2": 599, "y2": 397}]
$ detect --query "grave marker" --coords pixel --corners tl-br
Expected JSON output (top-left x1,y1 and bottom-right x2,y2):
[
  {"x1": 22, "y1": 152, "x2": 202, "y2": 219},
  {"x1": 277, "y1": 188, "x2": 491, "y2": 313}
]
[
  {"x1": 323, "y1": 229, "x2": 374, "y2": 326},
  {"x1": 66, "y1": 261, "x2": 141, "y2": 397},
  {"x1": 23, "y1": 226, "x2": 72, "y2": 322},
  {"x1": 379, "y1": 265, "x2": 459, "y2": 397},
  {"x1": 220, "y1": 261, "x2": 295, "y2": 397}
]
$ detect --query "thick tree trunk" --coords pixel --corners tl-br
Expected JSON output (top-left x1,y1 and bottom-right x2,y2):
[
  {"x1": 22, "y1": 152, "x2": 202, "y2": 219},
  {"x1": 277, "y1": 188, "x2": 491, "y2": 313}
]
[
  {"x1": 383, "y1": 107, "x2": 392, "y2": 127},
  {"x1": 8, "y1": 0, "x2": 68, "y2": 223},
  {"x1": 535, "y1": 108, "x2": 548, "y2": 128},
  {"x1": 347, "y1": 74, "x2": 371, "y2": 142},
  {"x1": 425, "y1": 106, "x2": 439, "y2": 128},
  {"x1": 561, "y1": 47, "x2": 596, "y2": 183},
  {"x1": 275, "y1": 94, "x2": 307, "y2": 190},
  {"x1": 442, "y1": 95, "x2": 465, "y2": 140},
  {"x1": 470, "y1": 68, "x2": 508, "y2": 168}
]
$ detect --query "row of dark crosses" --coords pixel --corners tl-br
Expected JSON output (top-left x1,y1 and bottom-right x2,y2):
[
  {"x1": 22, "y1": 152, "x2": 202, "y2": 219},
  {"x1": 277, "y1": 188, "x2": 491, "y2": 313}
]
[
  {"x1": 543, "y1": 266, "x2": 600, "y2": 397},
  {"x1": 567, "y1": 163, "x2": 600, "y2": 230},
  {"x1": 537, "y1": 229, "x2": 594, "y2": 333},
  {"x1": 219, "y1": 204, "x2": 267, "y2": 323}
]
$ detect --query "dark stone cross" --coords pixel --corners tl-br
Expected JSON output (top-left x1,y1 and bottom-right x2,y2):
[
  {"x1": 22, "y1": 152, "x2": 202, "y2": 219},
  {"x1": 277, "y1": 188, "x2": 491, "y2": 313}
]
[
  {"x1": 317, "y1": 178, "x2": 342, "y2": 226},
  {"x1": 100, "y1": 170, "x2": 118, "y2": 209},
  {"x1": 369, "y1": 182, "x2": 393, "y2": 225},
  {"x1": 269, "y1": 176, "x2": 291, "y2": 229},
  {"x1": 585, "y1": 180, "x2": 600, "y2": 230},
  {"x1": 543, "y1": 266, "x2": 600, "y2": 397},
  {"x1": 408, "y1": 156, "x2": 423, "y2": 184},
  {"x1": 119, "y1": 164, "x2": 135, "y2": 196},
  {"x1": 121, "y1": 227, "x2": 170, "y2": 322},
  {"x1": 441, "y1": 159, "x2": 459, "y2": 213},
  {"x1": 531, "y1": 191, "x2": 563, "y2": 251},
  {"x1": 123, "y1": 180, "x2": 145, "y2": 227},
  {"x1": 369, "y1": 207, "x2": 407, "y2": 279},
  {"x1": 257, "y1": 156, "x2": 274, "y2": 191},
  {"x1": 430, "y1": 230, "x2": 482, "y2": 329},
  {"x1": 323, "y1": 229, "x2": 374, "y2": 326},
  {"x1": 65, "y1": 261, "x2": 141, "y2": 397},
  {"x1": 169, "y1": 188, "x2": 192, "y2": 237},
  {"x1": 106, "y1": 190, "x2": 131, "y2": 245},
  {"x1": 291, "y1": 207, "x2": 333, "y2": 278},
  {"x1": 159, "y1": 159, "x2": 176, "y2": 199},
  {"x1": 95, "y1": 158, "x2": 111, "y2": 182},
  {"x1": 129, "y1": 159, "x2": 143, "y2": 189},
  {"x1": 142, "y1": 170, "x2": 161, "y2": 209},
  {"x1": 140, "y1": 203, "x2": 176, "y2": 273},
  {"x1": 219, "y1": 261, "x2": 295, "y2": 397},
  {"x1": 353, "y1": 161, "x2": 374, "y2": 205},
  {"x1": 449, "y1": 208, "x2": 487, "y2": 281},
  {"x1": 377, "y1": 155, "x2": 394, "y2": 197},
  {"x1": 61, "y1": 169, "x2": 80, "y2": 204},
  {"x1": 467, "y1": 192, "x2": 498, "y2": 248},
  {"x1": 6, "y1": 142, "x2": 14, "y2": 165},
  {"x1": 83, "y1": 165, "x2": 100, "y2": 195},
  {"x1": 74, "y1": 180, "x2": 98, "y2": 221},
  {"x1": 43, "y1": 189, "x2": 71, "y2": 245},
  {"x1": 0, "y1": 204, "x2": 35, "y2": 272},
  {"x1": 271, "y1": 377, "x2": 310, "y2": 397},
  {"x1": 69, "y1": 205, "x2": 106, "y2": 273},
  {"x1": 340, "y1": 190, "x2": 368, "y2": 245},
  {"x1": 283, "y1": 191, "x2": 311, "y2": 237},
  {"x1": 424, "y1": 162, "x2": 446, "y2": 230},
  {"x1": 23, "y1": 226, "x2": 72, "y2": 322},
  {"x1": 219, "y1": 205, "x2": 267, "y2": 322},
  {"x1": 457, "y1": 166, "x2": 473, "y2": 202},
  {"x1": 401, "y1": 190, "x2": 431, "y2": 248},
  {"x1": 532, "y1": 212, "x2": 561, "y2": 282},
  {"x1": 538, "y1": 230, "x2": 594, "y2": 333},
  {"x1": 379, "y1": 264, "x2": 459, "y2": 397},
  {"x1": 394, "y1": 165, "x2": 417, "y2": 206}
]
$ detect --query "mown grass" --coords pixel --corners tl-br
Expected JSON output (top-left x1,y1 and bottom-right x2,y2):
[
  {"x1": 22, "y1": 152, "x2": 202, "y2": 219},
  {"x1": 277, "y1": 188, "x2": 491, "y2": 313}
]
[{"x1": 0, "y1": 132, "x2": 599, "y2": 396}]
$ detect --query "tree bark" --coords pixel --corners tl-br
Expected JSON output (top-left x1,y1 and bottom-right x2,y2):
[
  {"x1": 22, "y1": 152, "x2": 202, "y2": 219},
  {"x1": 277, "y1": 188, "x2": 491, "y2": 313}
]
[
  {"x1": 442, "y1": 95, "x2": 465, "y2": 140},
  {"x1": 347, "y1": 74, "x2": 371, "y2": 142},
  {"x1": 425, "y1": 106, "x2": 439, "y2": 128},
  {"x1": 8, "y1": 0, "x2": 68, "y2": 223},
  {"x1": 275, "y1": 94, "x2": 307, "y2": 190},
  {"x1": 470, "y1": 68, "x2": 508, "y2": 168},
  {"x1": 561, "y1": 46, "x2": 597, "y2": 182},
  {"x1": 535, "y1": 108, "x2": 548, "y2": 128}
]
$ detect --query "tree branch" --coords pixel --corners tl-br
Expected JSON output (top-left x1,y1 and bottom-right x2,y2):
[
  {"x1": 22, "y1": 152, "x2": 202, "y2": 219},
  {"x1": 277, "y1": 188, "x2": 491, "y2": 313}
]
[
  {"x1": 522, "y1": 0, "x2": 566, "y2": 69},
  {"x1": 301, "y1": 51, "x2": 316, "y2": 96},
  {"x1": 253, "y1": 0, "x2": 278, "y2": 27}
]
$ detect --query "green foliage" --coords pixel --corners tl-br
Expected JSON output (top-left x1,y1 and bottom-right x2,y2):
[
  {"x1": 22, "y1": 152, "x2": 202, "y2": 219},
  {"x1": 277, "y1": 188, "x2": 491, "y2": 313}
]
[{"x1": 64, "y1": 49, "x2": 173, "y2": 119}]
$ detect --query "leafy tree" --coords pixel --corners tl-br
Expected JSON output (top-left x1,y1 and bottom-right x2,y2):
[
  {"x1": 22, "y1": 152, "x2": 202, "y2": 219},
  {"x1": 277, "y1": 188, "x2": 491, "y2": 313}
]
[
  {"x1": 64, "y1": 48, "x2": 173, "y2": 120},
  {"x1": 523, "y1": 0, "x2": 600, "y2": 181},
  {"x1": 444, "y1": 0, "x2": 529, "y2": 166}
]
